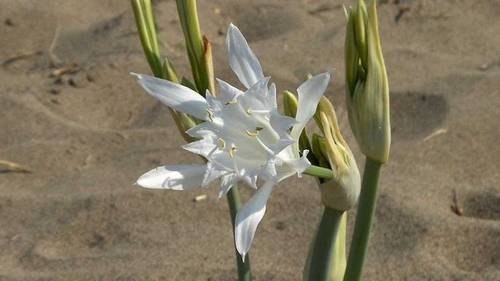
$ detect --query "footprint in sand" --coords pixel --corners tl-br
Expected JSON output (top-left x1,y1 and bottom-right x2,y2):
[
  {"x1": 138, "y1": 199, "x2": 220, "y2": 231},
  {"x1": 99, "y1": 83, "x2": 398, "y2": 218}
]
[
  {"x1": 391, "y1": 91, "x2": 448, "y2": 140},
  {"x1": 227, "y1": 3, "x2": 301, "y2": 42}
]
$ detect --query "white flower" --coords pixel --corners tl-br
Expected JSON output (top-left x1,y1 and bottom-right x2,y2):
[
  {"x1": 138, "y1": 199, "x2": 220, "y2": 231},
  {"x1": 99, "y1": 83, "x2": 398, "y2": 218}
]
[{"x1": 132, "y1": 24, "x2": 330, "y2": 260}]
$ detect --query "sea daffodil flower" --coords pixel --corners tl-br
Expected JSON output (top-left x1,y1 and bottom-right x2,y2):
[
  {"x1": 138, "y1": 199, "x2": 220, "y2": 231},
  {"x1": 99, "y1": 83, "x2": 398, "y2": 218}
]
[{"x1": 132, "y1": 24, "x2": 330, "y2": 260}]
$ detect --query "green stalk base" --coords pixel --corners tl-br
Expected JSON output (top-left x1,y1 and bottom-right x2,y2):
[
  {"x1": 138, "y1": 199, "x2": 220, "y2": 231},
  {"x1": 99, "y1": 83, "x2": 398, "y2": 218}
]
[
  {"x1": 227, "y1": 187, "x2": 252, "y2": 281},
  {"x1": 306, "y1": 207, "x2": 344, "y2": 281},
  {"x1": 343, "y1": 158, "x2": 382, "y2": 281}
]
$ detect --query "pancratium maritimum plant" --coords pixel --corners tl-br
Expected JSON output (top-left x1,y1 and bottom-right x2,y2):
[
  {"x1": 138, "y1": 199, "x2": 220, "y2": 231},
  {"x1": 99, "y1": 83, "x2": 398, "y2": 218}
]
[{"x1": 132, "y1": 24, "x2": 330, "y2": 260}]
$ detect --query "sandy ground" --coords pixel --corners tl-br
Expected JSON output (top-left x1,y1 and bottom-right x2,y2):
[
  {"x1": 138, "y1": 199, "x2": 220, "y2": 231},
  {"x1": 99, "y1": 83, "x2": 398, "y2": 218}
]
[{"x1": 0, "y1": 0, "x2": 499, "y2": 280}]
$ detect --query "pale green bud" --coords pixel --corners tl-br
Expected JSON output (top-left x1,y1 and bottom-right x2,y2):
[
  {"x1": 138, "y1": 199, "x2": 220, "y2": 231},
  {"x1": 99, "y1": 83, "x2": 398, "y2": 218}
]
[
  {"x1": 345, "y1": 0, "x2": 390, "y2": 163},
  {"x1": 316, "y1": 98, "x2": 360, "y2": 211},
  {"x1": 162, "y1": 59, "x2": 179, "y2": 83},
  {"x1": 311, "y1": 133, "x2": 330, "y2": 169},
  {"x1": 283, "y1": 90, "x2": 298, "y2": 117},
  {"x1": 171, "y1": 110, "x2": 198, "y2": 143},
  {"x1": 283, "y1": 90, "x2": 312, "y2": 154},
  {"x1": 202, "y1": 36, "x2": 215, "y2": 95}
]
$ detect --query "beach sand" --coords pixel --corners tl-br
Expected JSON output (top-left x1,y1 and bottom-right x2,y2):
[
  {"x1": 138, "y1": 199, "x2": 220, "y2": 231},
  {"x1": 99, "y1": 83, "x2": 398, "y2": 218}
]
[{"x1": 0, "y1": 0, "x2": 499, "y2": 280}]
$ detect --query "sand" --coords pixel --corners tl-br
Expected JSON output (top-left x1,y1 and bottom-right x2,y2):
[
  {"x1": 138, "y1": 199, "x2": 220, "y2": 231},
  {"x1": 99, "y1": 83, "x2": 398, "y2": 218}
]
[{"x1": 0, "y1": 0, "x2": 499, "y2": 280}]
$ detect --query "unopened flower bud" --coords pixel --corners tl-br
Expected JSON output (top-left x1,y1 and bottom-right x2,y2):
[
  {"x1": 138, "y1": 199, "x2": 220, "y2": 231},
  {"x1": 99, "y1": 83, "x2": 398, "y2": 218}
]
[
  {"x1": 345, "y1": 0, "x2": 390, "y2": 163},
  {"x1": 283, "y1": 90, "x2": 298, "y2": 117},
  {"x1": 316, "y1": 97, "x2": 360, "y2": 211}
]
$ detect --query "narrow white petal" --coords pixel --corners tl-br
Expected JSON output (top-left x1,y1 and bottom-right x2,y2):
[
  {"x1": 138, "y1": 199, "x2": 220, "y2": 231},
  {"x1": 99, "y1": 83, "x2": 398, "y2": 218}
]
[
  {"x1": 268, "y1": 83, "x2": 277, "y2": 109},
  {"x1": 218, "y1": 174, "x2": 236, "y2": 198},
  {"x1": 186, "y1": 123, "x2": 216, "y2": 138},
  {"x1": 136, "y1": 164, "x2": 206, "y2": 190},
  {"x1": 269, "y1": 138, "x2": 295, "y2": 154},
  {"x1": 245, "y1": 77, "x2": 270, "y2": 100},
  {"x1": 240, "y1": 77, "x2": 271, "y2": 111},
  {"x1": 270, "y1": 111, "x2": 297, "y2": 134},
  {"x1": 260, "y1": 160, "x2": 278, "y2": 183},
  {"x1": 226, "y1": 24, "x2": 264, "y2": 89},
  {"x1": 202, "y1": 162, "x2": 227, "y2": 187},
  {"x1": 206, "y1": 91, "x2": 223, "y2": 111},
  {"x1": 241, "y1": 172, "x2": 259, "y2": 189},
  {"x1": 217, "y1": 78, "x2": 244, "y2": 103},
  {"x1": 235, "y1": 181, "x2": 274, "y2": 261},
  {"x1": 182, "y1": 139, "x2": 217, "y2": 157},
  {"x1": 131, "y1": 73, "x2": 208, "y2": 121},
  {"x1": 277, "y1": 150, "x2": 311, "y2": 182},
  {"x1": 291, "y1": 72, "x2": 331, "y2": 139}
]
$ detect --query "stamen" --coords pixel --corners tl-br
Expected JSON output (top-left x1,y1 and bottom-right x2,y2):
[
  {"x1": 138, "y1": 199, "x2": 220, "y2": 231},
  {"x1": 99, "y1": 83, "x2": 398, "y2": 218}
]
[
  {"x1": 217, "y1": 138, "x2": 226, "y2": 149},
  {"x1": 246, "y1": 130, "x2": 259, "y2": 137},
  {"x1": 224, "y1": 99, "x2": 238, "y2": 105},
  {"x1": 207, "y1": 109, "x2": 214, "y2": 122},
  {"x1": 245, "y1": 127, "x2": 265, "y2": 137},
  {"x1": 229, "y1": 145, "x2": 238, "y2": 158},
  {"x1": 250, "y1": 109, "x2": 271, "y2": 114}
]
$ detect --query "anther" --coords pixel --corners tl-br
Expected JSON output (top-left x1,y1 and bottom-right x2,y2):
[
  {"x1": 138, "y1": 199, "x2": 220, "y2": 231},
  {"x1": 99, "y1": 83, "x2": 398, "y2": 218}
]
[
  {"x1": 229, "y1": 145, "x2": 238, "y2": 158},
  {"x1": 225, "y1": 99, "x2": 238, "y2": 105},
  {"x1": 217, "y1": 138, "x2": 226, "y2": 149}
]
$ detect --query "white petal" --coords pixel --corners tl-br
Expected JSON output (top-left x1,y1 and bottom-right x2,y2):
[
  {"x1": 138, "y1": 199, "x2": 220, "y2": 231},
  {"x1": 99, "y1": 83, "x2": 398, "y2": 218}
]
[
  {"x1": 269, "y1": 138, "x2": 295, "y2": 154},
  {"x1": 182, "y1": 138, "x2": 217, "y2": 157},
  {"x1": 202, "y1": 162, "x2": 227, "y2": 187},
  {"x1": 217, "y1": 78, "x2": 244, "y2": 103},
  {"x1": 240, "y1": 77, "x2": 271, "y2": 111},
  {"x1": 206, "y1": 91, "x2": 223, "y2": 111},
  {"x1": 277, "y1": 150, "x2": 311, "y2": 182},
  {"x1": 259, "y1": 159, "x2": 278, "y2": 183},
  {"x1": 218, "y1": 174, "x2": 236, "y2": 198},
  {"x1": 131, "y1": 73, "x2": 208, "y2": 121},
  {"x1": 235, "y1": 181, "x2": 274, "y2": 261},
  {"x1": 240, "y1": 171, "x2": 259, "y2": 189},
  {"x1": 268, "y1": 83, "x2": 277, "y2": 109},
  {"x1": 270, "y1": 111, "x2": 297, "y2": 134},
  {"x1": 186, "y1": 122, "x2": 215, "y2": 138},
  {"x1": 136, "y1": 164, "x2": 206, "y2": 190},
  {"x1": 291, "y1": 72, "x2": 331, "y2": 139},
  {"x1": 245, "y1": 77, "x2": 270, "y2": 100},
  {"x1": 226, "y1": 24, "x2": 264, "y2": 89}
]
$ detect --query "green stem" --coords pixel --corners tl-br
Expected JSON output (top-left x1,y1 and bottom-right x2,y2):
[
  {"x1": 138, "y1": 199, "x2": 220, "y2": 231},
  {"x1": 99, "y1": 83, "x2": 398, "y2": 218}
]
[
  {"x1": 343, "y1": 158, "x2": 382, "y2": 281},
  {"x1": 176, "y1": 0, "x2": 209, "y2": 94},
  {"x1": 226, "y1": 186, "x2": 252, "y2": 281},
  {"x1": 304, "y1": 165, "x2": 335, "y2": 180},
  {"x1": 306, "y1": 207, "x2": 344, "y2": 281}
]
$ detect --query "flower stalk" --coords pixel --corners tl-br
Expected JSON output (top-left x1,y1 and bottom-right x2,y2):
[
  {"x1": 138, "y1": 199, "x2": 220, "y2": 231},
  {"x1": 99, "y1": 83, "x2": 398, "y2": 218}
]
[
  {"x1": 343, "y1": 158, "x2": 381, "y2": 281},
  {"x1": 176, "y1": 0, "x2": 214, "y2": 95},
  {"x1": 227, "y1": 187, "x2": 252, "y2": 281},
  {"x1": 343, "y1": 1, "x2": 390, "y2": 280},
  {"x1": 131, "y1": 0, "x2": 196, "y2": 143},
  {"x1": 131, "y1": 0, "x2": 164, "y2": 78},
  {"x1": 305, "y1": 95, "x2": 360, "y2": 281},
  {"x1": 132, "y1": 2, "x2": 250, "y2": 280},
  {"x1": 303, "y1": 165, "x2": 335, "y2": 179},
  {"x1": 305, "y1": 208, "x2": 345, "y2": 281}
]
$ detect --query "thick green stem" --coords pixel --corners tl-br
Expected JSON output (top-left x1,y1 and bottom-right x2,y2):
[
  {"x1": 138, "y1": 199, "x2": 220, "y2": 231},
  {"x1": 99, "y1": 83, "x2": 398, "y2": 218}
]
[
  {"x1": 343, "y1": 158, "x2": 382, "y2": 281},
  {"x1": 226, "y1": 186, "x2": 253, "y2": 281},
  {"x1": 306, "y1": 207, "x2": 344, "y2": 281}
]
